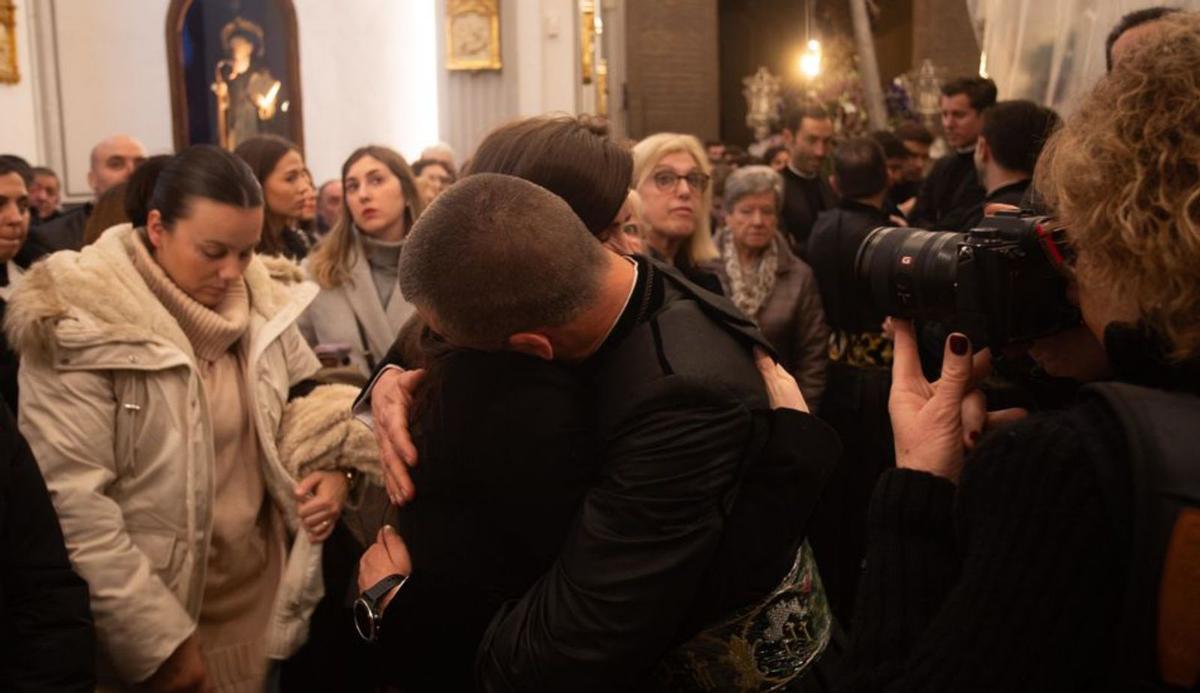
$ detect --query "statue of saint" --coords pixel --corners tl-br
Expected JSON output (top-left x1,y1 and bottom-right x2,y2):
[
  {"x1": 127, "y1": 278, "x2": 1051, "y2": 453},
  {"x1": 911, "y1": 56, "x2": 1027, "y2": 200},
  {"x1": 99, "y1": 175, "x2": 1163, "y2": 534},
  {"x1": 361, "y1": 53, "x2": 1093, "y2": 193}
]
[{"x1": 211, "y1": 17, "x2": 284, "y2": 150}]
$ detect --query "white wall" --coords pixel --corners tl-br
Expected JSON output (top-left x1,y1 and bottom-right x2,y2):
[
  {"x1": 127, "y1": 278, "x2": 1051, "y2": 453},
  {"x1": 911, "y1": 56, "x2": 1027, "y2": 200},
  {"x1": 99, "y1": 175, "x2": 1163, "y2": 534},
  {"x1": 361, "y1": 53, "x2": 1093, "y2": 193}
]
[
  {"x1": 4, "y1": 0, "x2": 600, "y2": 191},
  {"x1": 0, "y1": 0, "x2": 41, "y2": 163},
  {"x1": 5, "y1": 0, "x2": 439, "y2": 199},
  {"x1": 294, "y1": 0, "x2": 439, "y2": 181},
  {"x1": 50, "y1": 0, "x2": 175, "y2": 198}
]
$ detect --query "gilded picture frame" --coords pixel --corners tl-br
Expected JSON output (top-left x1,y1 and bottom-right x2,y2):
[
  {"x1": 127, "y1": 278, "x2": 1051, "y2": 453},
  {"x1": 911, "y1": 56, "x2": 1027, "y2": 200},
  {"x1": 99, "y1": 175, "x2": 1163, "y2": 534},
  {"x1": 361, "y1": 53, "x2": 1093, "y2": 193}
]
[
  {"x1": 446, "y1": 0, "x2": 501, "y2": 71},
  {"x1": 580, "y1": 0, "x2": 595, "y2": 85},
  {"x1": 165, "y1": 0, "x2": 305, "y2": 153},
  {"x1": 0, "y1": 0, "x2": 19, "y2": 85}
]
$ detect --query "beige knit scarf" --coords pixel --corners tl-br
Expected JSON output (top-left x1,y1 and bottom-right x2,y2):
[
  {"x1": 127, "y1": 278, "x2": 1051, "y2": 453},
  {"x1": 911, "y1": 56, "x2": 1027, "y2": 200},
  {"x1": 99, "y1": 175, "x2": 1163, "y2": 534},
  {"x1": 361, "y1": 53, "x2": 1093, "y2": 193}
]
[
  {"x1": 128, "y1": 232, "x2": 250, "y2": 361},
  {"x1": 721, "y1": 231, "x2": 778, "y2": 319}
]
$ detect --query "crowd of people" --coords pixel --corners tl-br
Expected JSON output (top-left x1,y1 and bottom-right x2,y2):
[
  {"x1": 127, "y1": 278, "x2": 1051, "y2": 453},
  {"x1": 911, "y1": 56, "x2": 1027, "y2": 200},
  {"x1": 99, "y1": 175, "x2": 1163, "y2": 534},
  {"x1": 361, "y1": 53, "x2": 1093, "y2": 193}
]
[{"x1": 0, "y1": 5, "x2": 1197, "y2": 692}]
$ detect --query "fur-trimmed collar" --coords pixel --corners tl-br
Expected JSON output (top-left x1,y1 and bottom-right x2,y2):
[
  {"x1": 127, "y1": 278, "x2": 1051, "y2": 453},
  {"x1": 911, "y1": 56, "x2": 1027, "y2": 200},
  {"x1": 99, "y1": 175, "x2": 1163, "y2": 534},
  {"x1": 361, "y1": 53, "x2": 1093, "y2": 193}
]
[{"x1": 4, "y1": 224, "x2": 311, "y2": 365}]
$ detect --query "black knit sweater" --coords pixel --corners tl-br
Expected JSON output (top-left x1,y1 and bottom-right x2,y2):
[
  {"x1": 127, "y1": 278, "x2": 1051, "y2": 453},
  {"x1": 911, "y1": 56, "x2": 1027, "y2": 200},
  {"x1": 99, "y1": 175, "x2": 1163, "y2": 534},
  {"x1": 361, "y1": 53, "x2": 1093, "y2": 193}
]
[{"x1": 840, "y1": 326, "x2": 1200, "y2": 692}]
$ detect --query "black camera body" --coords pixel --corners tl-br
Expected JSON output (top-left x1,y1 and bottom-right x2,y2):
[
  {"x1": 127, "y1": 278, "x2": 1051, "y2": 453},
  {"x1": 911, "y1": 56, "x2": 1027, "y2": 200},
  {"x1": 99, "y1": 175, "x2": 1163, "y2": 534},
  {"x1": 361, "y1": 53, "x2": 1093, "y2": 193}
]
[{"x1": 856, "y1": 213, "x2": 1080, "y2": 347}]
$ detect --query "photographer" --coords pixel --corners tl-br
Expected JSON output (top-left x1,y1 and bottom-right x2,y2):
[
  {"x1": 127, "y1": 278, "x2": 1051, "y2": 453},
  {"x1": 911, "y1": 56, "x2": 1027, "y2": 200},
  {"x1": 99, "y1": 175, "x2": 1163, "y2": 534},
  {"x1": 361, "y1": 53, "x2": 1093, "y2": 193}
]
[{"x1": 842, "y1": 12, "x2": 1200, "y2": 692}]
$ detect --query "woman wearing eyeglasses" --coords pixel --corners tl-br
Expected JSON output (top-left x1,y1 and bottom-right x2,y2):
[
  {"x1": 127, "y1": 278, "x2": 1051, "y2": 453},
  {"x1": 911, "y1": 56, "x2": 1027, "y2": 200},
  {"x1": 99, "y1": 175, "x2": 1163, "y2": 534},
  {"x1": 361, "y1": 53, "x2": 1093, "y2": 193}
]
[{"x1": 632, "y1": 133, "x2": 724, "y2": 294}]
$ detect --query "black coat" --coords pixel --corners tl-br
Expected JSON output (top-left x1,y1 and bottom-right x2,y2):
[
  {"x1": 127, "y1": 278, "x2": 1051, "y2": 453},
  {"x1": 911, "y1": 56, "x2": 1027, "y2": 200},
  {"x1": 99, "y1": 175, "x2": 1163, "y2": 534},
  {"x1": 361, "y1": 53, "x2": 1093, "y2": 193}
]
[
  {"x1": 807, "y1": 200, "x2": 892, "y2": 335},
  {"x1": 1, "y1": 244, "x2": 40, "y2": 409},
  {"x1": 358, "y1": 257, "x2": 841, "y2": 691},
  {"x1": 0, "y1": 402, "x2": 95, "y2": 691},
  {"x1": 375, "y1": 350, "x2": 599, "y2": 691},
  {"x1": 909, "y1": 150, "x2": 986, "y2": 232},
  {"x1": 841, "y1": 325, "x2": 1200, "y2": 691},
  {"x1": 25, "y1": 204, "x2": 90, "y2": 259},
  {"x1": 474, "y1": 257, "x2": 840, "y2": 690},
  {"x1": 780, "y1": 166, "x2": 838, "y2": 259},
  {"x1": 958, "y1": 178, "x2": 1032, "y2": 232}
]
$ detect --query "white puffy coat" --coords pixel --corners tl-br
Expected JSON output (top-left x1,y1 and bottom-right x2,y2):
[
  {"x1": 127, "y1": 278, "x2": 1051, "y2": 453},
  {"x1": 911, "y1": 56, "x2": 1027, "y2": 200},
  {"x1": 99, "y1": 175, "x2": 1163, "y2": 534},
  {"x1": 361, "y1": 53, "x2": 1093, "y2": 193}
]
[{"x1": 4, "y1": 225, "x2": 326, "y2": 685}]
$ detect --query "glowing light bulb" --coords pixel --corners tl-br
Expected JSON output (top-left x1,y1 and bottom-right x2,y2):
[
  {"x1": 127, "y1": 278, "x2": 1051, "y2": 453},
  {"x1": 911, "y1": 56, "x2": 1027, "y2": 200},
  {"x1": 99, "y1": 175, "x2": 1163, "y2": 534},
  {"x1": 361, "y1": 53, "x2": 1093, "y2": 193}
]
[{"x1": 799, "y1": 40, "x2": 822, "y2": 79}]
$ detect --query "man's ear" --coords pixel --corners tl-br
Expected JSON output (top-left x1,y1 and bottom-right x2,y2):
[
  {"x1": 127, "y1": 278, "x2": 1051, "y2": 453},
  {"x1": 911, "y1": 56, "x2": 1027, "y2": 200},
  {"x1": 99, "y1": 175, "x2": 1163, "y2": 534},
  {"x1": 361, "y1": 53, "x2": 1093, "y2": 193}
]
[
  {"x1": 976, "y1": 135, "x2": 991, "y2": 163},
  {"x1": 507, "y1": 332, "x2": 555, "y2": 361}
]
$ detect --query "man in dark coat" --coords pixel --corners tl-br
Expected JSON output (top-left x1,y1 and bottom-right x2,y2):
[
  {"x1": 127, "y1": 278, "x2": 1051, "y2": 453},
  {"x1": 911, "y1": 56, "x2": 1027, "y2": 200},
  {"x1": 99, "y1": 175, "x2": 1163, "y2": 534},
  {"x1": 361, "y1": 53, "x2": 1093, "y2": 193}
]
[
  {"x1": 356, "y1": 174, "x2": 841, "y2": 690},
  {"x1": 0, "y1": 400, "x2": 96, "y2": 690},
  {"x1": 778, "y1": 103, "x2": 838, "y2": 259},
  {"x1": 960, "y1": 100, "x2": 1061, "y2": 230},
  {"x1": 806, "y1": 138, "x2": 897, "y2": 625},
  {"x1": 909, "y1": 77, "x2": 996, "y2": 231},
  {"x1": 25, "y1": 134, "x2": 145, "y2": 258}
]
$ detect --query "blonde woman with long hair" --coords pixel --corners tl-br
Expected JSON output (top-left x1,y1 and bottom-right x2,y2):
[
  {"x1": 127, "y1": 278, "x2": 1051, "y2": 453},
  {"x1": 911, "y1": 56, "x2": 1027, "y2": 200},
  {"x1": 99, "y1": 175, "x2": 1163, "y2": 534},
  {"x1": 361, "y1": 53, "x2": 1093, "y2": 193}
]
[
  {"x1": 631, "y1": 133, "x2": 724, "y2": 294},
  {"x1": 628, "y1": 133, "x2": 720, "y2": 292},
  {"x1": 301, "y1": 146, "x2": 424, "y2": 377}
]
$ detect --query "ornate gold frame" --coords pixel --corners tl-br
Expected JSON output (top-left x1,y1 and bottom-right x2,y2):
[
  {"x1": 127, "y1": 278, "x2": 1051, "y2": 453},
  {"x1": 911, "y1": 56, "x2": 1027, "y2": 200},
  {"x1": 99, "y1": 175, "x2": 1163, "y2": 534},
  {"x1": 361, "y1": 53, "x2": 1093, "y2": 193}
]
[
  {"x1": 446, "y1": 0, "x2": 501, "y2": 71},
  {"x1": 164, "y1": 0, "x2": 305, "y2": 152},
  {"x1": 0, "y1": 0, "x2": 18, "y2": 85},
  {"x1": 580, "y1": 0, "x2": 595, "y2": 84}
]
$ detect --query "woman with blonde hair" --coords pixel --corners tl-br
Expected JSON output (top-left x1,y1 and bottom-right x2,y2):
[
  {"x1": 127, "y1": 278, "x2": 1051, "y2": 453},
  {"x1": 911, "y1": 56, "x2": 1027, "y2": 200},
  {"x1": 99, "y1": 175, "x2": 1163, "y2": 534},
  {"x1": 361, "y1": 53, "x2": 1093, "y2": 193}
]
[
  {"x1": 632, "y1": 133, "x2": 723, "y2": 293},
  {"x1": 300, "y1": 145, "x2": 424, "y2": 377},
  {"x1": 5, "y1": 145, "x2": 373, "y2": 691},
  {"x1": 844, "y1": 12, "x2": 1200, "y2": 690}
]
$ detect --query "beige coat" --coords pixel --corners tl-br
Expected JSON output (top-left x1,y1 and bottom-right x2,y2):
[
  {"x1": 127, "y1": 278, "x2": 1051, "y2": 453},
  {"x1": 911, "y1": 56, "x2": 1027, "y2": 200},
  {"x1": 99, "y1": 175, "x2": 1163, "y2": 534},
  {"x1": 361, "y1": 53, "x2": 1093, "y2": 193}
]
[
  {"x1": 3, "y1": 225, "x2": 326, "y2": 686},
  {"x1": 298, "y1": 240, "x2": 416, "y2": 377}
]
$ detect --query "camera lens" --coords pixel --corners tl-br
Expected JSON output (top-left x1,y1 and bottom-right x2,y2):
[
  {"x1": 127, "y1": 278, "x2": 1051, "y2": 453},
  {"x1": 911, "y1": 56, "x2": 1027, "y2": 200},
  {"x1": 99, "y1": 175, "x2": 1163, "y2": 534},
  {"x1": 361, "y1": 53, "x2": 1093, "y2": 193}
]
[{"x1": 855, "y1": 227, "x2": 962, "y2": 321}]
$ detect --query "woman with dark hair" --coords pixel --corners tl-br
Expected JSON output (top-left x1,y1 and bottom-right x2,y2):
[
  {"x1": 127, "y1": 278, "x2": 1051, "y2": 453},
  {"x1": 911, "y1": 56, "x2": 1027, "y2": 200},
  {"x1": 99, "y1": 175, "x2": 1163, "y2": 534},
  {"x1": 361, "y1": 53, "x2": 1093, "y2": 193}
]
[
  {"x1": 6, "y1": 145, "x2": 374, "y2": 692},
  {"x1": 300, "y1": 146, "x2": 424, "y2": 378},
  {"x1": 234, "y1": 134, "x2": 311, "y2": 261}
]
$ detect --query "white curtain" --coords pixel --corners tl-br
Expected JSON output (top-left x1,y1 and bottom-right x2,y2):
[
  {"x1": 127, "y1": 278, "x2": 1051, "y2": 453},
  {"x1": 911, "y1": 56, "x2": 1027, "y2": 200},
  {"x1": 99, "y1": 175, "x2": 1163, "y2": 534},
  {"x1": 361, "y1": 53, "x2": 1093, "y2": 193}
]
[{"x1": 968, "y1": 0, "x2": 1200, "y2": 115}]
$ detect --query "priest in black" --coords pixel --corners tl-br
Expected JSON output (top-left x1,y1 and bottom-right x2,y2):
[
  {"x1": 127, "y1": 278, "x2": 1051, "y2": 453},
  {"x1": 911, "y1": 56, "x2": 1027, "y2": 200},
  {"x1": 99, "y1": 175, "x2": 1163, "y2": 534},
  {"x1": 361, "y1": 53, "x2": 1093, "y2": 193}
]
[
  {"x1": 909, "y1": 77, "x2": 996, "y2": 231},
  {"x1": 779, "y1": 103, "x2": 838, "y2": 259}
]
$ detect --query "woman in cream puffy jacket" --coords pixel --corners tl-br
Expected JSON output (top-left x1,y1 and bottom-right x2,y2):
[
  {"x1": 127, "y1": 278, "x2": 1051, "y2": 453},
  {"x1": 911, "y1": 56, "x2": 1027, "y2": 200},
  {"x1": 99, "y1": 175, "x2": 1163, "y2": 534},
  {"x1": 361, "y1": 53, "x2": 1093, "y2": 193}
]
[{"x1": 4, "y1": 146, "x2": 377, "y2": 692}]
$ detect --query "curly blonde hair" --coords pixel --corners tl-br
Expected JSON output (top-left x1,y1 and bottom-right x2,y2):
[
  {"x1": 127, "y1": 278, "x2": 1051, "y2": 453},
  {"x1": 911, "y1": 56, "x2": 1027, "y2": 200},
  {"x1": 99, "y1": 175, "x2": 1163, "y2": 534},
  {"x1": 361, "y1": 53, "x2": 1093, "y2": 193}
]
[{"x1": 1035, "y1": 11, "x2": 1200, "y2": 359}]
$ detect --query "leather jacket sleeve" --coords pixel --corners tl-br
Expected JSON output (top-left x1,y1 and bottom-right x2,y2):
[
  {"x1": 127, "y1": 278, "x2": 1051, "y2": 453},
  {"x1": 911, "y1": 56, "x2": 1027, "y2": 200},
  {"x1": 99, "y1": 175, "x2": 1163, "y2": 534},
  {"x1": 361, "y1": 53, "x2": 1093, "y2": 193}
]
[{"x1": 474, "y1": 376, "x2": 756, "y2": 691}]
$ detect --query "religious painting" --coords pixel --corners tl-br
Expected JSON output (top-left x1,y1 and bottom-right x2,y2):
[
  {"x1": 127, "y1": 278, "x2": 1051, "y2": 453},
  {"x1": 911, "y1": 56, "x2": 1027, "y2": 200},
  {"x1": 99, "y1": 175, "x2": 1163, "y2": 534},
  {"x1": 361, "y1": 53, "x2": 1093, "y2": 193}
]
[
  {"x1": 446, "y1": 0, "x2": 501, "y2": 71},
  {"x1": 166, "y1": 0, "x2": 304, "y2": 152},
  {"x1": 0, "y1": 0, "x2": 18, "y2": 85}
]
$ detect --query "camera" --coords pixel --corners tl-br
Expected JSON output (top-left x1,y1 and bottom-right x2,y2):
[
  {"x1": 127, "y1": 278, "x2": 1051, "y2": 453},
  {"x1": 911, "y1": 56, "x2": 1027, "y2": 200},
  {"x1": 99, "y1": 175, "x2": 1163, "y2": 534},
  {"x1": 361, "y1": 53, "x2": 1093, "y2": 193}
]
[{"x1": 855, "y1": 212, "x2": 1080, "y2": 347}]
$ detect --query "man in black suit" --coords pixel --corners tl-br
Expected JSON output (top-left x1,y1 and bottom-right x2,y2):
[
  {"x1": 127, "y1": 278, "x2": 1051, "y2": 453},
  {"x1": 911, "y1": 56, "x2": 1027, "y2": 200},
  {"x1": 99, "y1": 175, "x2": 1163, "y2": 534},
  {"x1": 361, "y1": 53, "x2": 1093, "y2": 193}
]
[
  {"x1": 356, "y1": 174, "x2": 840, "y2": 690},
  {"x1": 909, "y1": 77, "x2": 996, "y2": 231},
  {"x1": 961, "y1": 100, "x2": 1061, "y2": 230},
  {"x1": 778, "y1": 102, "x2": 838, "y2": 259},
  {"x1": 806, "y1": 138, "x2": 897, "y2": 625}
]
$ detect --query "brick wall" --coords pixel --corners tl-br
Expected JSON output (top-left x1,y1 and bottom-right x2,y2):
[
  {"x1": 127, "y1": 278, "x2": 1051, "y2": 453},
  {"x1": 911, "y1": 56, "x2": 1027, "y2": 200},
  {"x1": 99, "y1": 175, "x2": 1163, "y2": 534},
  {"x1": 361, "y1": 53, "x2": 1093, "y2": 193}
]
[
  {"x1": 624, "y1": 0, "x2": 720, "y2": 140},
  {"x1": 912, "y1": 0, "x2": 981, "y2": 78}
]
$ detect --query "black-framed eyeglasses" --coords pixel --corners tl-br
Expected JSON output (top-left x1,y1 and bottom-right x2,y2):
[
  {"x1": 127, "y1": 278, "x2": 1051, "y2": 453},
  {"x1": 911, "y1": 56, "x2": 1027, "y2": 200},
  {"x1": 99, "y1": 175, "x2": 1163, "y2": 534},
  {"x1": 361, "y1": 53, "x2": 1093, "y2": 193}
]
[{"x1": 651, "y1": 170, "x2": 711, "y2": 193}]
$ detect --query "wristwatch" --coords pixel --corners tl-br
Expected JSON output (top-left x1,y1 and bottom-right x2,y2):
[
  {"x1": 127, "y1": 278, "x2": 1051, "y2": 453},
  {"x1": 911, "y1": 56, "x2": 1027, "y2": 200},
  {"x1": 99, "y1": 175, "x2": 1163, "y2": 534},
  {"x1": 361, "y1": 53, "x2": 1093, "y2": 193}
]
[{"x1": 354, "y1": 573, "x2": 407, "y2": 643}]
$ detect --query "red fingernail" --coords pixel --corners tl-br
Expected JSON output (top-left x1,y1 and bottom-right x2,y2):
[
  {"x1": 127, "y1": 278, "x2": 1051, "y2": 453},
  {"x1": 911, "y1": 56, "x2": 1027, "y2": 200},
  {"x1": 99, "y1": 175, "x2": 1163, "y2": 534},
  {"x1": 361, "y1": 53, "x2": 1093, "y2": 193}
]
[{"x1": 950, "y1": 334, "x2": 969, "y2": 356}]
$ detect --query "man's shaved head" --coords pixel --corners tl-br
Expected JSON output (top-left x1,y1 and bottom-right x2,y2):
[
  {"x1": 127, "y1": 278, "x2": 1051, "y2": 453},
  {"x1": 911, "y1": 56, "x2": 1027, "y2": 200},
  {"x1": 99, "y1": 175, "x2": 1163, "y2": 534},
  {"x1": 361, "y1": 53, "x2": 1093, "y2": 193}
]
[{"x1": 88, "y1": 134, "x2": 147, "y2": 196}]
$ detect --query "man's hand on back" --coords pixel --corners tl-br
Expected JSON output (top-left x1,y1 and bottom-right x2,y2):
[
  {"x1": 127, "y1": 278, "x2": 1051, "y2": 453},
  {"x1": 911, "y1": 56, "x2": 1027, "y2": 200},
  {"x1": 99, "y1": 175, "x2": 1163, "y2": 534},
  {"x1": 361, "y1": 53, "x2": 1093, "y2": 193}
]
[{"x1": 370, "y1": 367, "x2": 426, "y2": 506}]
